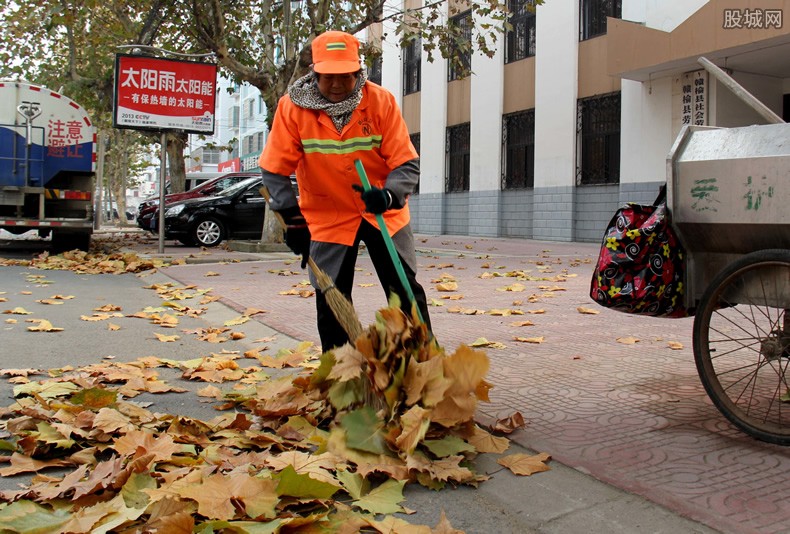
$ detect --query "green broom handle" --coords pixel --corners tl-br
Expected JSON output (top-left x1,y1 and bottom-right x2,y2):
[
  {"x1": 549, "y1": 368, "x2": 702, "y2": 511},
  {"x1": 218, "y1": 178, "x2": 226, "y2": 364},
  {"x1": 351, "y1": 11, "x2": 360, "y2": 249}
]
[{"x1": 354, "y1": 159, "x2": 424, "y2": 324}]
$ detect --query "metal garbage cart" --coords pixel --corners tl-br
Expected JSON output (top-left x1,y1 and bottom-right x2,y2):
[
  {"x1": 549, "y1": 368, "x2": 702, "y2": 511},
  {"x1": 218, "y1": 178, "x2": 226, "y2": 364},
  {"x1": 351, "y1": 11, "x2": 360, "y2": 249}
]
[{"x1": 667, "y1": 121, "x2": 790, "y2": 444}]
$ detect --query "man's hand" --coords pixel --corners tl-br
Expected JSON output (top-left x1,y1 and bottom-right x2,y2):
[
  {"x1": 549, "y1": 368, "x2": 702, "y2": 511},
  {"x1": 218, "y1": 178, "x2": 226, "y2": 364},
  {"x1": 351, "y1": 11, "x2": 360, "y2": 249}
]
[
  {"x1": 352, "y1": 184, "x2": 392, "y2": 214},
  {"x1": 279, "y1": 206, "x2": 310, "y2": 269}
]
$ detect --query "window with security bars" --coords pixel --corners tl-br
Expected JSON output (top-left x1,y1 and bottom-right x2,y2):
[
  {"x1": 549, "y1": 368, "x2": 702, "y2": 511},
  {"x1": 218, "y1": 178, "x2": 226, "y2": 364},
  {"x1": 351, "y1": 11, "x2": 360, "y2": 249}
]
[
  {"x1": 502, "y1": 110, "x2": 535, "y2": 189},
  {"x1": 581, "y1": 0, "x2": 621, "y2": 40},
  {"x1": 446, "y1": 124, "x2": 470, "y2": 192},
  {"x1": 505, "y1": 0, "x2": 536, "y2": 63},
  {"x1": 577, "y1": 92, "x2": 621, "y2": 185},
  {"x1": 368, "y1": 56, "x2": 382, "y2": 85},
  {"x1": 448, "y1": 11, "x2": 472, "y2": 81},
  {"x1": 410, "y1": 133, "x2": 421, "y2": 194},
  {"x1": 403, "y1": 38, "x2": 421, "y2": 95}
]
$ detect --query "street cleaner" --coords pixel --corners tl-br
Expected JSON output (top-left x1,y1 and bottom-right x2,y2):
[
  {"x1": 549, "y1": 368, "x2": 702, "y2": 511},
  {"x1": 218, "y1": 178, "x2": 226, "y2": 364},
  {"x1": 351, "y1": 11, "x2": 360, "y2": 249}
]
[{"x1": 259, "y1": 30, "x2": 432, "y2": 352}]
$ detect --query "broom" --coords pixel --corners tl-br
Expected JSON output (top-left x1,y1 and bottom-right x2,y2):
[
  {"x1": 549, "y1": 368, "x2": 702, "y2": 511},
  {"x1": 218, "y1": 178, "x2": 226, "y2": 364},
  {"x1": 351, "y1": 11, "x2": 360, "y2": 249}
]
[{"x1": 260, "y1": 186, "x2": 363, "y2": 342}]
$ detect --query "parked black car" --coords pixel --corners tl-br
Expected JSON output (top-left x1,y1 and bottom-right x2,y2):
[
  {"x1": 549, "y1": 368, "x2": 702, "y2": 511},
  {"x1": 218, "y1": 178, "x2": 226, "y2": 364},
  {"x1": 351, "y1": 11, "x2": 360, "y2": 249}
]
[
  {"x1": 161, "y1": 176, "x2": 266, "y2": 247},
  {"x1": 137, "y1": 172, "x2": 257, "y2": 232}
]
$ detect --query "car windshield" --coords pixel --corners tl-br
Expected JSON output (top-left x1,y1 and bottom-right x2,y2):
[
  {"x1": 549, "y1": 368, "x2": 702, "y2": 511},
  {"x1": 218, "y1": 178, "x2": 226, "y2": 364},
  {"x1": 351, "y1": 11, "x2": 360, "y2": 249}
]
[{"x1": 216, "y1": 177, "x2": 260, "y2": 197}]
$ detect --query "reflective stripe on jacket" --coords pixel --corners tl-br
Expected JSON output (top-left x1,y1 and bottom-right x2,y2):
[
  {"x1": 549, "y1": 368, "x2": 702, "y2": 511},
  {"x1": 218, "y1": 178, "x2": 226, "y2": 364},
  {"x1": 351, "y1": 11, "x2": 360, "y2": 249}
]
[{"x1": 259, "y1": 82, "x2": 418, "y2": 246}]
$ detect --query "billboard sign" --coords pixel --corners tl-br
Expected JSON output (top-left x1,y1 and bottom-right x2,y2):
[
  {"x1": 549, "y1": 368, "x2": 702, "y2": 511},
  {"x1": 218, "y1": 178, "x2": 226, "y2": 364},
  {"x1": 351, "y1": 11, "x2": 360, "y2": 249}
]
[{"x1": 113, "y1": 54, "x2": 217, "y2": 134}]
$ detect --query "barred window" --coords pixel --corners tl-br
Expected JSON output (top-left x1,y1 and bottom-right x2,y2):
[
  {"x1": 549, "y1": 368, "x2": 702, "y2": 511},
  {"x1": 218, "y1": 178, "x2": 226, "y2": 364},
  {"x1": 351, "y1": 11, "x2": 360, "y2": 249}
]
[
  {"x1": 581, "y1": 0, "x2": 621, "y2": 40},
  {"x1": 368, "y1": 55, "x2": 382, "y2": 85},
  {"x1": 202, "y1": 148, "x2": 221, "y2": 165},
  {"x1": 448, "y1": 11, "x2": 472, "y2": 81},
  {"x1": 410, "y1": 133, "x2": 421, "y2": 194},
  {"x1": 502, "y1": 110, "x2": 535, "y2": 189},
  {"x1": 505, "y1": 0, "x2": 536, "y2": 63},
  {"x1": 446, "y1": 123, "x2": 470, "y2": 193},
  {"x1": 403, "y1": 38, "x2": 421, "y2": 95},
  {"x1": 577, "y1": 92, "x2": 621, "y2": 185}
]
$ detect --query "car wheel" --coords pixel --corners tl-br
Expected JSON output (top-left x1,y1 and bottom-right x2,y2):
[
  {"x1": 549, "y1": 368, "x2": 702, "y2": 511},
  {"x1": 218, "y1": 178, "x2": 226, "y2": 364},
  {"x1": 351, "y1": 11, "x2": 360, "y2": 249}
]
[{"x1": 191, "y1": 217, "x2": 225, "y2": 247}]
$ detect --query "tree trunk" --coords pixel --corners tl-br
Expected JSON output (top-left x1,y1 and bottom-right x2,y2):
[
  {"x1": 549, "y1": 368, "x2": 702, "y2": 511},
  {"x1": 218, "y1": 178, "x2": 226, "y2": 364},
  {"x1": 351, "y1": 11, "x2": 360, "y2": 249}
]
[{"x1": 166, "y1": 132, "x2": 187, "y2": 193}]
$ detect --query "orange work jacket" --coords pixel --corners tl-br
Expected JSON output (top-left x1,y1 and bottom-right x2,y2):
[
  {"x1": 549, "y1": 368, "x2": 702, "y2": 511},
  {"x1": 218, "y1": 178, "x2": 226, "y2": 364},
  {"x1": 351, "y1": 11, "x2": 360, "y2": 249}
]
[{"x1": 259, "y1": 82, "x2": 418, "y2": 246}]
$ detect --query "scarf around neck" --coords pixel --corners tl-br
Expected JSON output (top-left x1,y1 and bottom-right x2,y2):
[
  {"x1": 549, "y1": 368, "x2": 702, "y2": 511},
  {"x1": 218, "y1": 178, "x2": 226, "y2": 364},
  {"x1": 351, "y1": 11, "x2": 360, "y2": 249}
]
[{"x1": 288, "y1": 70, "x2": 367, "y2": 133}]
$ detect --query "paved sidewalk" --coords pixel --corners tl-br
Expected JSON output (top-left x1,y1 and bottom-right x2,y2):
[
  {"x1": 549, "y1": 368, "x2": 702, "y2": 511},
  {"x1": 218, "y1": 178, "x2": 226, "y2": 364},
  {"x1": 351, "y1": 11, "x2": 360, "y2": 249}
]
[{"x1": 127, "y1": 231, "x2": 790, "y2": 534}]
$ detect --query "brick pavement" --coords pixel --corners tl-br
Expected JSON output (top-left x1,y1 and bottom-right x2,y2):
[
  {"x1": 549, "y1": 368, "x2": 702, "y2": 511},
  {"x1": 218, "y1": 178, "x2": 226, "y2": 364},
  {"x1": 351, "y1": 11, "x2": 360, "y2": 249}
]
[{"x1": 152, "y1": 234, "x2": 790, "y2": 534}]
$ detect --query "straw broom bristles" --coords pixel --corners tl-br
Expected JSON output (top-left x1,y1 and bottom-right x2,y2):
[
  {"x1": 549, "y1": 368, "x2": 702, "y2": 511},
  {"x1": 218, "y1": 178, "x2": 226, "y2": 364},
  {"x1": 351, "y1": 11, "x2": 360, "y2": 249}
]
[
  {"x1": 260, "y1": 187, "x2": 363, "y2": 343},
  {"x1": 307, "y1": 257, "x2": 363, "y2": 341}
]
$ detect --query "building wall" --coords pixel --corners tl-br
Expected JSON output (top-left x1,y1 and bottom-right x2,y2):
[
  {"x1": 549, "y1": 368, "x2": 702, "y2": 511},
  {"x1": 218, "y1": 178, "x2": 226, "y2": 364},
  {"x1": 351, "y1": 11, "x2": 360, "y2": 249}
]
[{"x1": 405, "y1": 0, "x2": 789, "y2": 243}]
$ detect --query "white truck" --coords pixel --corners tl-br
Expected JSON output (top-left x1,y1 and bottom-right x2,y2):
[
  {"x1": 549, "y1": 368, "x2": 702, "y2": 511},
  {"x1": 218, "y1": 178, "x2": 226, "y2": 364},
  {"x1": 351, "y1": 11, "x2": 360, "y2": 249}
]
[{"x1": 0, "y1": 81, "x2": 96, "y2": 251}]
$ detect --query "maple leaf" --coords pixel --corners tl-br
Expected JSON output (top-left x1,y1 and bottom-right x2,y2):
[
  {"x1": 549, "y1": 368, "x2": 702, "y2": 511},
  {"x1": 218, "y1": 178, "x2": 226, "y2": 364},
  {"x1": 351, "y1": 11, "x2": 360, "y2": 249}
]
[
  {"x1": 175, "y1": 473, "x2": 238, "y2": 520},
  {"x1": 113, "y1": 430, "x2": 179, "y2": 461},
  {"x1": 327, "y1": 344, "x2": 365, "y2": 383},
  {"x1": 197, "y1": 385, "x2": 223, "y2": 398},
  {"x1": 3, "y1": 307, "x2": 32, "y2": 314},
  {"x1": 576, "y1": 306, "x2": 600, "y2": 314},
  {"x1": 668, "y1": 341, "x2": 684, "y2": 350},
  {"x1": 0, "y1": 500, "x2": 71, "y2": 533},
  {"x1": 36, "y1": 298, "x2": 64, "y2": 305},
  {"x1": 465, "y1": 426, "x2": 510, "y2": 454},
  {"x1": 510, "y1": 320, "x2": 534, "y2": 327},
  {"x1": 433, "y1": 510, "x2": 464, "y2": 533},
  {"x1": 93, "y1": 407, "x2": 134, "y2": 433},
  {"x1": 0, "y1": 368, "x2": 41, "y2": 377},
  {"x1": 491, "y1": 412, "x2": 526, "y2": 434},
  {"x1": 514, "y1": 336, "x2": 544, "y2": 344},
  {"x1": 33, "y1": 422, "x2": 75, "y2": 449},
  {"x1": 617, "y1": 336, "x2": 640, "y2": 344},
  {"x1": 354, "y1": 479, "x2": 406, "y2": 515},
  {"x1": 432, "y1": 345, "x2": 489, "y2": 427},
  {"x1": 435, "y1": 281, "x2": 458, "y2": 292},
  {"x1": 423, "y1": 435, "x2": 475, "y2": 458},
  {"x1": 275, "y1": 465, "x2": 339, "y2": 500},
  {"x1": 0, "y1": 452, "x2": 71, "y2": 476},
  {"x1": 25, "y1": 319, "x2": 64, "y2": 332},
  {"x1": 403, "y1": 357, "x2": 449, "y2": 408},
  {"x1": 71, "y1": 387, "x2": 117, "y2": 409},
  {"x1": 395, "y1": 405, "x2": 430, "y2": 454},
  {"x1": 224, "y1": 315, "x2": 249, "y2": 326},
  {"x1": 497, "y1": 452, "x2": 551, "y2": 476},
  {"x1": 341, "y1": 406, "x2": 388, "y2": 455},
  {"x1": 154, "y1": 332, "x2": 180, "y2": 342},
  {"x1": 264, "y1": 451, "x2": 342, "y2": 487}
]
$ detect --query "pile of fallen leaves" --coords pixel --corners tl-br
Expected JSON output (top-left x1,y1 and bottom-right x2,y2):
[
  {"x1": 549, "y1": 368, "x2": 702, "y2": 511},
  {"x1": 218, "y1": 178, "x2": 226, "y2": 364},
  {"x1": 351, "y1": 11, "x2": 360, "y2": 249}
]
[
  {"x1": 0, "y1": 249, "x2": 169, "y2": 274},
  {"x1": 0, "y1": 303, "x2": 539, "y2": 533}
]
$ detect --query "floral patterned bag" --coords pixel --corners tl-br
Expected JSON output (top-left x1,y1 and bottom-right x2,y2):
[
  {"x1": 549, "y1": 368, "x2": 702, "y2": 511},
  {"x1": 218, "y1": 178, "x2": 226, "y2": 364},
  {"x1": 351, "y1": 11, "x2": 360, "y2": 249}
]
[{"x1": 589, "y1": 186, "x2": 689, "y2": 318}]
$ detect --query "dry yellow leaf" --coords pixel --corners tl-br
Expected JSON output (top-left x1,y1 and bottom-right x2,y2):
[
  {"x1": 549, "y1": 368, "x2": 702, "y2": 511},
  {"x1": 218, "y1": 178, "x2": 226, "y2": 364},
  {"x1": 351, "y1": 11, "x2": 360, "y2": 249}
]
[
  {"x1": 4, "y1": 307, "x2": 32, "y2": 315},
  {"x1": 497, "y1": 453, "x2": 551, "y2": 476},
  {"x1": 668, "y1": 341, "x2": 684, "y2": 350},
  {"x1": 197, "y1": 385, "x2": 223, "y2": 398},
  {"x1": 510, "y1": 320, "x2": 534, "y2": 327},
  {"x1": 108, "y1": 323, "x2": 121, "y2": 331},
  {"x1": 36, "y1": 299, "x2": 64, "y2": 305},
  {"x1": 436, "y1": 281, "x2": 458, "y2": 292},
  {"x1": 576, "y1": 307, "x2": 600, "y2": 315},
  {"x1": 513, "y1": 336, "x2": 544, "y2": 344},
  {"x1": 224, "y1": 316, "x2": 249, "y2": 326},
  {"x1": 497, "y1": 283, "x2": 525, "y2": 292},
  {"x1": 205, "y1": 271, "x2": 220, "y2": 277},
  {"x1": 25, "y1": 319, "x2": 63, "y2": 332},
  {"x1": 617, "y1": 336, "x2": 640, "y2": 344},
  {"x1": 154, "y1": 332, "x2": 180, "y2": 342},
  {"x1": 526, "y1": 309, "x2": 545, "y2": 315}
]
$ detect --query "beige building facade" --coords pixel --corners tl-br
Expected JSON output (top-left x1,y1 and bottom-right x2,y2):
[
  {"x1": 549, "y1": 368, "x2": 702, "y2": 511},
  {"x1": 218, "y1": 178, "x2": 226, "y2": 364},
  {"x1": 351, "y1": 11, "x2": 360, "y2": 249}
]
[{"x1": 376, "y1": 0, "x2": 790, "y2": 242}]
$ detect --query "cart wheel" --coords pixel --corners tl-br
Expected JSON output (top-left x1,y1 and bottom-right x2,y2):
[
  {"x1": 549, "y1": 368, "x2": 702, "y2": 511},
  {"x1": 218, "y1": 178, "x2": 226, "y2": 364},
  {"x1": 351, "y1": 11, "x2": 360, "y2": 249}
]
[{"x1": 693, "y1": 249, "x2": 790, "y2": 445}]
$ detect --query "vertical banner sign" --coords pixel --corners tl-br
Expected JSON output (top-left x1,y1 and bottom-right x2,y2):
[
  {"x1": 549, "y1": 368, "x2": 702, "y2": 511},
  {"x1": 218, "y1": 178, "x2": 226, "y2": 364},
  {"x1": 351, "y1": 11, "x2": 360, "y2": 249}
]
[
  {"x1": 681, "y1": 70, "x2": 707, "y2": 126},
  {"x1": 113, "y1": 55, "x2": 217, "y2": 134}
]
